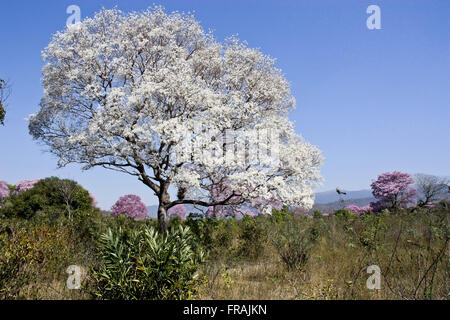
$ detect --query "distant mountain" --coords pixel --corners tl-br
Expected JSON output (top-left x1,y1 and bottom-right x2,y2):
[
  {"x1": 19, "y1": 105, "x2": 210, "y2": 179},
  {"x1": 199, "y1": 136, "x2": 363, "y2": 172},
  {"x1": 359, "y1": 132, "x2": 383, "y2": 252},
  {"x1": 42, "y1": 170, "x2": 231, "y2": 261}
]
[
  {"x1": 313, "y1": 197, "x2": 375, "y2": 214},
  {"x1": 314, "y1": 189, "x2": 373, "y2": 204},
  {"x1": 313, "y1": 189, "x2": 375, "y2": 214},
  {"x1": 146, "y1": 189, "x2": 376, "y2": 217}
]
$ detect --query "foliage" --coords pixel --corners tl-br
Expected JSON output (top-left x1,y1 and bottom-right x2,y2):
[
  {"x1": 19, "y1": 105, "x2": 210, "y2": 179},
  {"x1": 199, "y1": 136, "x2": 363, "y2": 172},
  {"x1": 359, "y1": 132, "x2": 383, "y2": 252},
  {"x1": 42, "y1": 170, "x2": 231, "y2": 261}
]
[
  {"x1": 333, "y1": 208, "x2": 355, "y2": 219},
  {"x1": 0, "y1": 218, "x2": 97, "y2": 299},
  {"x1": 0, "y1": 177, "x2": 94, "y2": 220},
  {"x1": 111, "y1": 194, "x2": 147, "y2": 220},
  {"x1": 237, "y1": 215, "x2": 268, "y2": 261},
  {"x1": 92, "y1": 225, "x2": 205, "y2": 300},
  {"x1": 185, "y1": 216, "x2": 238, "y2": 262},
  {"x1": 272, "y1": 218, "x2": 319, "y2": 271},
  {"x1": 1, "y1": 197, "x2": 448, "y2": 300},
  {"x1": 271, "y1": 205, "x2": 291, "y2": 224},
  {"x1": 313, "y1": 209, "x2": 323, "y2": 218}
]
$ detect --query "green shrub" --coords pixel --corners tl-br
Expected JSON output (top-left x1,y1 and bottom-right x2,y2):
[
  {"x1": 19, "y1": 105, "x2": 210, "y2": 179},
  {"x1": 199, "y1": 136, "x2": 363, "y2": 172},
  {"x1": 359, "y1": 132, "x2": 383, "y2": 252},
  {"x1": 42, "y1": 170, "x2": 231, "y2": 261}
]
[
  {"x1": 313, "y1": 209, "x2": 323, "y2": 218},
  {"x1": 168, "y1": 215, "x2": 184, "y2": 229},
  {"x1": 185, "y1": 216, "x2": 239, "y2": 261},
  {"x1": 358, "y1": 213, "x2": 388, "y2": 250},
  {"x1": 0, "y1": 221, "x2": 88, "y2": 299},
  {"x1": 272, "y1": 219, "x2": 317, "y2": 271},
  {"x1": 271, "y1": 206, "x2": 290, "y2": 224},
  {"x1": 333, "y1": 209, "x2": 355, "y2": 219},
  {"x1": 92, "y1": 225, "x2": 205, "y2": 300},
  {"x1": 0, "y1": 177, "x2": 94, "y2": 220},
  {"x1": 237, "y1": 215, "x2": 267, "y2": 260}
]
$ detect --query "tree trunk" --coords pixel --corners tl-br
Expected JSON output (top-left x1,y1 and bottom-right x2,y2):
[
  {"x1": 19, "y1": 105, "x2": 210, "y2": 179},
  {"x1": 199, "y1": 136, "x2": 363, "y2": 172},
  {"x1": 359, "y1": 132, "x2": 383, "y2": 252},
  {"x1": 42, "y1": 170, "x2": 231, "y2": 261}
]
[
  {"x1": 157, "y1": 205, "x2": 168, "y2": 234},
  {"x1": 157, "y1": 185, "x2": 171, "y2": 234}
]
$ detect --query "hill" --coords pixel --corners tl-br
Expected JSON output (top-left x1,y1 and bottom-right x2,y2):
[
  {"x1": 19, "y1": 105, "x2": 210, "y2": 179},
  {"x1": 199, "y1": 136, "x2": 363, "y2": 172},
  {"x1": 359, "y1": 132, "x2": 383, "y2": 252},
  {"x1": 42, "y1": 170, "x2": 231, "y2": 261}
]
[{"x1": 314, "y1": 189, "x2": 373, "y2": 204}]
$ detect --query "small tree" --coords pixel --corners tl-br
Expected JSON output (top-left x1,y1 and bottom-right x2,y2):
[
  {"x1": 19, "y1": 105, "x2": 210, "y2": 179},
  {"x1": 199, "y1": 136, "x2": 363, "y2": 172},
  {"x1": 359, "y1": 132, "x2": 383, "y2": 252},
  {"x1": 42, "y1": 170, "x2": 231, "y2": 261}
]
[
  {"x1": 111, "y1": 194, "x2": 148, "y2": 220},
  {"x1": 415, "y1": 174, "x2": 449, "y2": 207},
  {"x1": 0, "y1": 177, "x2": 93, "y2": 219},
  {"x1": 370, "y1": 171, "x2": 418, "y2": 211},
  {"x1": 58, "y1": 179, "x2": 96, "y2": 219}
]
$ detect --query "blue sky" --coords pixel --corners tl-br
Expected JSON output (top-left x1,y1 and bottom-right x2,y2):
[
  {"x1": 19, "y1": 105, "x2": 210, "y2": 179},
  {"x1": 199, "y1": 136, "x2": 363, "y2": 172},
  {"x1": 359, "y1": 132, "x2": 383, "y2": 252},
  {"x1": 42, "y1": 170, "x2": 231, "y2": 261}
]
[{"x1": 0, "y1": 0, "x2": 449, "y2": 209}]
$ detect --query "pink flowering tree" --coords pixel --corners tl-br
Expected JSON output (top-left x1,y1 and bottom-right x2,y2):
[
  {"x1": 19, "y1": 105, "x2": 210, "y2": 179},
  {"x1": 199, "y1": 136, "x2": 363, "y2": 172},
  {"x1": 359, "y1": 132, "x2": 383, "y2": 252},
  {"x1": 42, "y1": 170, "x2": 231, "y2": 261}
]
[
  {"x1": 13, "y1": 179, "x2": 40, "y2": 195},
  {"x1": 111, "y1": 194, "x2": 148, "y2": 220},
  {"x1": 168, "y1": 204, "x2": 186, "y2": 221},
  {"x1": 89, "y1": 192, "x2": 98, "y2": 207},
  {"x1": 346, "y1": 205, "x2": 372, "y2": 215},
  {"x1": 204, "y1": 182, "x2": 282, "y2": 218},
  {"x1": 0, "y1": 180, "x2": 10, "y2": 207},
  {"x1": 370, "y1": 171, "x2": 418, "y2": 211}
]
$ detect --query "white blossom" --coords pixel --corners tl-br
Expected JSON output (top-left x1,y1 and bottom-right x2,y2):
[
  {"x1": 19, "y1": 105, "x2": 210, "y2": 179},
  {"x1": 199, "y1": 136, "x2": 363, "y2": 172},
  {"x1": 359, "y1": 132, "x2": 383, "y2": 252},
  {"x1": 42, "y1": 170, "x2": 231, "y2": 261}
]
[{"x1": 29, "y1": 6, "x2": 323, "y2": 230}]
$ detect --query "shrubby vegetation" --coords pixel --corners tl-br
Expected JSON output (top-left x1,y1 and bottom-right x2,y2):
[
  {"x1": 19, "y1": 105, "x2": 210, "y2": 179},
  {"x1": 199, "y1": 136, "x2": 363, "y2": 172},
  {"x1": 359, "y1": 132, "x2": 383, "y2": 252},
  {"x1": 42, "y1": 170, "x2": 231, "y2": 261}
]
[
  {"x1": 0, "y1": 176, "x2": 448, "y2": 300},
  {"x1": 92, "y1": 223, "x2": 204, "y2": 300},
  {"x1": 0, "y1": 177, "x2": 94, "y2": 220}
]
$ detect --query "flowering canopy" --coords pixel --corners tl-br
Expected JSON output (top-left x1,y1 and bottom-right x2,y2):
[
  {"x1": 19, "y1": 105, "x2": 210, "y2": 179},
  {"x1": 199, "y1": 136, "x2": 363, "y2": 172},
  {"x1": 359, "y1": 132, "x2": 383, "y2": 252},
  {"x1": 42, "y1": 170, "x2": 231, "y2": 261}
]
[
  {"x1": 13, "y1": 179, "x2": 40, "y2": 195},
  {"x1": 370, "y1": 171, "x2": 418, "y2": 211},
  {"x1": 168, "y1": 204, "x2": 186, "y2": 221},
  {"x1": 111, "y1": 194, "x2": 148, "y2": 220},
  {"x1": 346, "y1": 205, "x2": 372, "y2": 215},
  {"x1": 0, "y1": 180, "x2": 9, "y2": 206},
  {"x1": 28, "y1": 6, "x2": 323, "y2": 231}
]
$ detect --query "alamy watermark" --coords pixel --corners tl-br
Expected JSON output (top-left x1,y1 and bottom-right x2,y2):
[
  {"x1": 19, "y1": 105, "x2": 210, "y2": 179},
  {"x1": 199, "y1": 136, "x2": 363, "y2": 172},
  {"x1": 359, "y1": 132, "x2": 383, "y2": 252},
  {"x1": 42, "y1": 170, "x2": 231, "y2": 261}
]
[
  {"x1": 174, "y1": 122, "x2": 281, "y2": 168},
  {"x1": 366, "y1": 5, "x2": 381, "y2": 30},
  {"x1": 66, "y1": 5, "x2": 81, "y2": 27},
  {"x1": 66, "y1": 264, "x2": 85, "y2": 289},
  {"x1": 366, "y1": 265, "x2": 381, "y2": 290}
]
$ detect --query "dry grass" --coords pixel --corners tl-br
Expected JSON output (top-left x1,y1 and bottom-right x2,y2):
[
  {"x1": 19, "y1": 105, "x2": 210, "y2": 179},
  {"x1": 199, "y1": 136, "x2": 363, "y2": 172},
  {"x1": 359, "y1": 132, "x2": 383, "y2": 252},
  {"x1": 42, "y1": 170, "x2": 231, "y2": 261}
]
[
  {"x1": 1, "y1": 205, "x2": 448, "y2": 300},
  {"x1": 198, "y1": 209, "x2": 449, "y2": 300}
]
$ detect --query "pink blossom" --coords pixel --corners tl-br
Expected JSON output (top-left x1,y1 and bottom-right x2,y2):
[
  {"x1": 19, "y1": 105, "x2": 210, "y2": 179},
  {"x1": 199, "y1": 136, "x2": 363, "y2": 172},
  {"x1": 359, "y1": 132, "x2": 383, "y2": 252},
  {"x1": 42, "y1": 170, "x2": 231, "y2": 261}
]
[
  {"x1": 370, "y1": 171, "x2": 418, "y2": 211},
  {"x1": 168, "y1": 204, "x2": 186, "y2": 221},
  {"x1": 89, "y1": 192, "x2": 98, "y2": 207},
  {"x1": 206, "y1": 205, "x2": 230, "y2": 218},
  {"x1": 346, "y1": 205, "x2": 372, "y2": 215},
  {"x1": 206, "y1": 182, "x2": 283, "y2": 218},
  {"x1": 111, "y1": 194, "x2": 148, "y2": 220},
  {"x1": 0, "y1": 180, "x2": 10, "y2": 207},
  {"x1": 13, "y1": 179, "x2": 40, "y2": 195}
]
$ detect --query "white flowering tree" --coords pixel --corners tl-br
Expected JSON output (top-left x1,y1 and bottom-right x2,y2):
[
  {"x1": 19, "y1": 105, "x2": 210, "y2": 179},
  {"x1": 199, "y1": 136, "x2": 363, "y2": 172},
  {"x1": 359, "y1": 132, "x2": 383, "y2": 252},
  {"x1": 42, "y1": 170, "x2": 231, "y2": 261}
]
[{"x1": 29, "y1": 7, "x2": 323, "y2": 232}]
